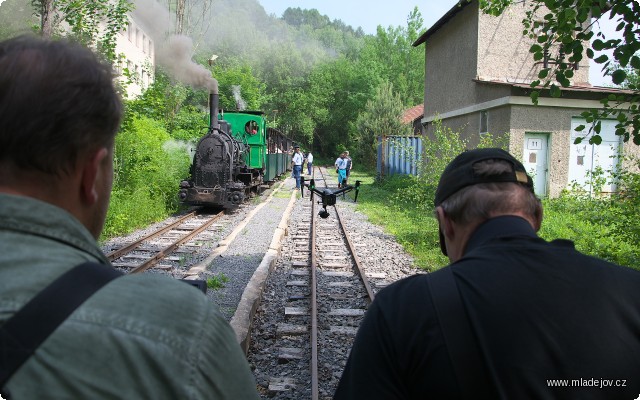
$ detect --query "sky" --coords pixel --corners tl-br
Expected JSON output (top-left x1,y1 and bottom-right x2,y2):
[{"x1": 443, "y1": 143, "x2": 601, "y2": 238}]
[
  {"x1": 258, "y1": 0, "x2": 617, "y2": 86},
  {"x1": 259, "y1": 0, "x2": 457, "y2": 36}
]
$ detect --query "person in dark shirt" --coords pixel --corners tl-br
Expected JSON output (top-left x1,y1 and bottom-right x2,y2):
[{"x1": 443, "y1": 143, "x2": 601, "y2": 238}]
[{"x1": 335, "y1": 148, "x2": 640, "y2": 399}]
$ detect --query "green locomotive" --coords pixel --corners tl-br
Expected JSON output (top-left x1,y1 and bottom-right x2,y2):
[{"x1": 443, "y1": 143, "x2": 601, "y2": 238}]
[{"x1": 178, "y1": 93, "x2": 292, "y2": 208}]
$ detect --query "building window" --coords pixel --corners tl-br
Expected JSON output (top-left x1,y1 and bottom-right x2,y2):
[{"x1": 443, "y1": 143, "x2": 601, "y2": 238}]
[
  {"x1": 128, "y1": 22, "x2": 133, "y2": 42},
  {"x1": 480, "y1": 110, "x2": 488, "y2": 134}
]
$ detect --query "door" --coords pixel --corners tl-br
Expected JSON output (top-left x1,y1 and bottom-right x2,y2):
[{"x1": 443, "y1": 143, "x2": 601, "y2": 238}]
[
  {"x1": 523, "y1": 133, "x2": 549, "y2": 196},
  {"x1": 569, "y1": 119, "x2": 622, "y2": 193}
]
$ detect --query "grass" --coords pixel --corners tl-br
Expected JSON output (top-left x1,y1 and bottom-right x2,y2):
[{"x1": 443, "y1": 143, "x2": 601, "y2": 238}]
[
  {"x1": 349, "y1": 170, "x2": 447, "y2": 271},
  {"x1": 350, "y1": 169, "x2": 640, "y2": 272},
  {"x1": 206, "y1": 273, "x2": 229, "y2": 290}
]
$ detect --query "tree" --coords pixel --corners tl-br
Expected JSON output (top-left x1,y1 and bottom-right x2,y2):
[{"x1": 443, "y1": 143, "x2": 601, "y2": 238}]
[
  {"x1": 355, "y1": 81, "x2": 411, "y2": 168},
  {"x1": 609, "y1": 55, "x2": 640, "y2": 89},
  {"x1": 480, "y1": 0, "x2": 640, "y2": 145},
  {"x1": 0, "y1": 0, "x2": 37, "y2": 40},
  {"x1": 30, "y1": 0, "x2": 132, "y2": 61},
  {"x1": 359, "y1": 7, "x2": 425, "y2": 107}
]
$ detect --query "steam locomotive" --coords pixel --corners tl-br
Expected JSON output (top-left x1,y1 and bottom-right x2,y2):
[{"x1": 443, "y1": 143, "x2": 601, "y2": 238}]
[{"x1": 178, "y1": 93, "x2": 293, "y2": 208}]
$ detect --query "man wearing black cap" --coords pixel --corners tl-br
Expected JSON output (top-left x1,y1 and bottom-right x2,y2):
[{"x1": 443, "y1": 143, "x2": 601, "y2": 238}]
[{"x1": 335, "y1": 148, "x2": 640, "y2": 399}]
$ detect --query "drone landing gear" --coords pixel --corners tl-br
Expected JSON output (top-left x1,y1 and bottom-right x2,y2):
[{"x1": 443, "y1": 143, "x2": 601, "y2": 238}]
[{"x1": 300, "y1": 177, "x2": 360, "y2": 219}]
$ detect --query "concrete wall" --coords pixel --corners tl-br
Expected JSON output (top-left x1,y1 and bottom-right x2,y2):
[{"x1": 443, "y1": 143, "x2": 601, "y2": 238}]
[
  {"x1": 424, "y1": 3, "x2": 479, "y2": 116},
  {"x1": 507, "y1": 104, "x2": 575, "y2": 197},
  {"x1": 477, "y1": 1, "x2": 590, "y2": 85},
  {"x1": 424, "y1": 97, "x2": 640, "y2": 197}
]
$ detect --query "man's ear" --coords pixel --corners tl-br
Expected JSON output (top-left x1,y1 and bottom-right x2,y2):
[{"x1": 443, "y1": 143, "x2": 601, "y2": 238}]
[
  {"x1": 435, "y1": 206, "x2": 455, "y2": 240},
  {"x1": 533, "y1": 200, "x2": 544, "y2": 232},
  {"x1": 435, "y1": 206, "x2": 454, "y2": 256},
  {"x1": 80, "y1": 147, "x2": 109, "y2": 206}
]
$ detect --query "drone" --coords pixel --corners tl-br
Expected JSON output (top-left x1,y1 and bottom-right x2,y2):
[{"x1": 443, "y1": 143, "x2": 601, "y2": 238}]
[{"x1": 300, "y1": 176, "x2": 360, "y2": 218}]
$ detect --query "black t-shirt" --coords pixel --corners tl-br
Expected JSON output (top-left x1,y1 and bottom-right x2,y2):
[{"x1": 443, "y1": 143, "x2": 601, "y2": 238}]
[{"x1": 335, "y1": 216, "x2": 640, "y2": 399}]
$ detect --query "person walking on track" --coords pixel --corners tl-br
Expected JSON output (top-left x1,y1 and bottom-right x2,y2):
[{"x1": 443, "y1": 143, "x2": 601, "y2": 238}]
[
  {"x1": 335, "y1": 152, "x2": 349, "y2": 188},
  {"x1": 305, "y1": 151, "x2": 314, "y2": 175}
]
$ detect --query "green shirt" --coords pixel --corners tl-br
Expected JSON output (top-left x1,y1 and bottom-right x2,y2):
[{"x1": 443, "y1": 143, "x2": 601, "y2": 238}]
[{"x1": 0, "y1": 193, "x2": 259, "y2": 399}]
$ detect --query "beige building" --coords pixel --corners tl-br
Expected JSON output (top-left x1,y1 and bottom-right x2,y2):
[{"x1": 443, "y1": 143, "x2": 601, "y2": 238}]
[
  {"x1": 413, "y1": 0, "x2": 638, "y2": 197},
  {"x1": 114, "y1": 16, "x2": 155, "y2": 98}
]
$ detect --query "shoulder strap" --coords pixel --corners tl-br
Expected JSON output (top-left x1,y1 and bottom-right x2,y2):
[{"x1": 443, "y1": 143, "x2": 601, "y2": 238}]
[
  {"x1": 427, "y1": 267, "x2": 494, "y2": 398},
  {"x1": 0, "y1": 262, "x2": 122, "y2": 388}
]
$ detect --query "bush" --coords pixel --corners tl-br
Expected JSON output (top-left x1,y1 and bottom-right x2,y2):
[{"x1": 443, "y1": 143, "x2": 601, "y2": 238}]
[{"x1": 102, "y1": 115, "x2": 191, "y2": 239}]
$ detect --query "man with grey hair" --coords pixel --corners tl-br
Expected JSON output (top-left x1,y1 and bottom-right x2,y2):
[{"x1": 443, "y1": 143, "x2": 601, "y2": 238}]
[
  {"x1": 0, "y1": 35, "x2": 259, "y2": 399},
  {"x1": 335, "y1": 148, "x2": 640, "y2": 399}
]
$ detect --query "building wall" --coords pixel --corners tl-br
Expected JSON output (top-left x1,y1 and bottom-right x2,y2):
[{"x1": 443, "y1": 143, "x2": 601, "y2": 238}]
[
  {"x1": 424, "y1": 3, "x2": 479, "y2": 117},
  {"x1": 419, "y1": 0, "x2": 630, "y2": 197},
  {"x1": 114, "y1": 17, "x2": 155, "y2": 98},
  {"x1": 507, "y1": 104, "x2": 574, "y2": 197},
  {"x1": 425, "y1": 96, "x2": 640, "y2": 197},
  {"x1": 424, "y1": 103, "x2": 512, "y2": 147},
  {"x1": 477, "y1": 1, "x2": 590, "y2": 85}
]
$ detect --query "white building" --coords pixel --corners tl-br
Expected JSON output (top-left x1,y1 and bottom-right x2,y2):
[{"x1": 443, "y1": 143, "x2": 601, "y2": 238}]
[{"x1": 114, "y1": 16, "x2": 154, "y2": 98}]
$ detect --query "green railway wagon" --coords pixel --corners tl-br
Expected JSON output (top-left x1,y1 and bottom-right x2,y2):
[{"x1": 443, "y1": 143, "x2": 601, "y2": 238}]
[{"x1": 265, "y1": 127, "x2": 292, "y2": 182}]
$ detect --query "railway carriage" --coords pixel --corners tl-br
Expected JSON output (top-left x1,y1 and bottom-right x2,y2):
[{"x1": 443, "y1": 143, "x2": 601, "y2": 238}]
[{"x1": 178, "y1": 93, "x2": 292, "y2": 208}]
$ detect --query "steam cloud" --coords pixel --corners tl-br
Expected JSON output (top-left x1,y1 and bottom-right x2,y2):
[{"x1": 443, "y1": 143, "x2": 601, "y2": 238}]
[
  {"x1": 158, "y1": 35, "x2": 219, "y2": 93},
  {"x1": 133, "y1": 0, "x2": 218, "y2": 93},
  {"x1": 232, "y1": 85, "x2": 246, "y2": 111}
]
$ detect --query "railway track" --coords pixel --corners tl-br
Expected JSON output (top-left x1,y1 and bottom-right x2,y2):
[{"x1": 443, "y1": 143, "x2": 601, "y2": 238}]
[
  {"x1": 106, "y1": 210, "x2": 224, "y2": 275},
  {"x1": 105, "y1": 180, "x2": 290, "y2": 280},
  {"x1": 249, "y1": 166, "x2": 375, "y2": 399}
]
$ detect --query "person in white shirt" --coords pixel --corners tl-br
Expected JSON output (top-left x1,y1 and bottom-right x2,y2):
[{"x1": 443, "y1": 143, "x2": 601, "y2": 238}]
[
  {"x1": 305, "y1": 151, "x2": 314, "y2": 175},
  {"x1": 291, "y1": 145, "x2": 304, "y2": 189},
  {"x1": 344, "y1": 150, "x2": 353, "y2": 179},
  {"x1": 335, "y1": 152, "x2": 349, "y2": 188}
]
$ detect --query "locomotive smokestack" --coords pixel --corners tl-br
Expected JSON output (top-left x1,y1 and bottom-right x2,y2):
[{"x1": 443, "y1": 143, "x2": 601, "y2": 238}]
[{"x1": 209, "y1": 92, "x2": 219, "y2": 129}]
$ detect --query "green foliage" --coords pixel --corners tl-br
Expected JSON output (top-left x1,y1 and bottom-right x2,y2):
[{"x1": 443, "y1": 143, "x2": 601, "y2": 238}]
[
  {"x1": 102, "y1": 187, "x2": 169, "y2": 239},
  {"x1": 479, "y1": 0, "x2": 640, "y2": 145},
  {"x1": 608, "y1": 55, "x2": 640, "y2": 90},
  {"x1": 0, "y1": 0, "x2": 38, "y2": 40},
  {"x1": 30, "y1": 0, "x2": 132, "y2": 62},
  {"x1": 127, "y1": 70, "x2": 210, "y2": 141},
  {"x1": 114, "y1": 115, "x2": 190, "y2": 204},
  {"x1": 355, "y1": 81, "x2": 411, "y2": 169},
  {"x1": 103, "y1": 114, "x2": 191, "y2": 238},
  {"x1": 201, "y1": 0, "x2": 425, "y2": 155},
  {"x1": 360, "y1": 8, "x2": 426, "y2": 107},
  {"x1": 388, "y1": 119, "x2": 465, "y2": 213},
  {"x1": 384, "y1": 120, "x2": 508, "y2": 222},
  {"x1": 212, "y1": 61, "x2": 268, "y2": 111},
  {"x1": 354, "y1": 162, "x2": 640, "y2": 272},
  {"x1": 540, "y1": 192, "x2": 640, "y2": 269},
  {"x1": 206, "y1": 273, "x2": 229, "y2": 290}
]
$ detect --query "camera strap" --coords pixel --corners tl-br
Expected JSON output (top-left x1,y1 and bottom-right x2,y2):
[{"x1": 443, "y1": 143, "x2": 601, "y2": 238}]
[
  {"x1": 427, "y1": 266, "x2": 494, "y2": 398},
  {"x1": 0, "y1": 262, "x2": 122, "y2": 391}
]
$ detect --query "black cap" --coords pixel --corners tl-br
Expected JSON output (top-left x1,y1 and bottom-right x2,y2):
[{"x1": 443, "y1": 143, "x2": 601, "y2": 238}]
[
  {"x1": 434, "y1": 148, "x2": 534, "y2": 206},
  {"x1": 294, "y1": 144, "x2": 300, "y2": 148}
]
